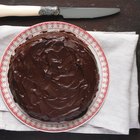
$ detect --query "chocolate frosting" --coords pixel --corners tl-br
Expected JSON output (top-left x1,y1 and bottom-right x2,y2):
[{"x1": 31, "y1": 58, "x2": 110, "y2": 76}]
[{"x1": 8, "y1": 31, "x2": 99, "y2": 122}]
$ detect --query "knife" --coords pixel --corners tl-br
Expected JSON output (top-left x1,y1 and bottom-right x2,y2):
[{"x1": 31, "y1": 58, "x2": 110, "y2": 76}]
[{"x1": 0, "y1": 4, "x2": 120, "y2": 18}]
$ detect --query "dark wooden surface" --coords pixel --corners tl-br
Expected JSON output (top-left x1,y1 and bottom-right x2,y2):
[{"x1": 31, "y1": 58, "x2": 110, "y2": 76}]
[{"x1": 0, "y1": 0, "x2": 140, "y2": 139}]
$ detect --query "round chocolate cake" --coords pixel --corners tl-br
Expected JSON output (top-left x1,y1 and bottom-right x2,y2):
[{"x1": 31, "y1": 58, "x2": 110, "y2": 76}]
[{"x1": 8, "y1": 31, "x2": 99, "y2": 122}]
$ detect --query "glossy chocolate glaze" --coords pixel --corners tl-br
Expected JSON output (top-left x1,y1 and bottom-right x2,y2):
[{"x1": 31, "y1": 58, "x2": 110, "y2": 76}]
[{"x1": 8, "y1": 31, "x2": 99, "y2": 122}]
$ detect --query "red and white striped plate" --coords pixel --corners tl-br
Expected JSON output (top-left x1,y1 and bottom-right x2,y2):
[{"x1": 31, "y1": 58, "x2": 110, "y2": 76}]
[{"x1": 0, "y1": 21, "x2": 109, "y2": 132}]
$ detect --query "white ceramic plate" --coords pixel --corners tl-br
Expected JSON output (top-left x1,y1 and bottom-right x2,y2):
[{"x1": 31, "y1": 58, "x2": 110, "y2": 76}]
[{"x1": 0, "y1": 21, "x2": 109, "y2": 132}]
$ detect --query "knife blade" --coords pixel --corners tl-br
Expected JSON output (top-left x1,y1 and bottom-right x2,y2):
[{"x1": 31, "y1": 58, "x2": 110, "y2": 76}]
[
  {"x1": 0, "y1": 5, "x2": 120, "y2": 18},
  {"x1": 59, "y1": 7, "x2": 120, "y2": 18}
]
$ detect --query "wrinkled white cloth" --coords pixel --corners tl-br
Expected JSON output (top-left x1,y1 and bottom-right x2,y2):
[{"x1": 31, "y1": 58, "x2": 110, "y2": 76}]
[{"x1": 0, "y1": 26, "x2": 139, "y2": 134}]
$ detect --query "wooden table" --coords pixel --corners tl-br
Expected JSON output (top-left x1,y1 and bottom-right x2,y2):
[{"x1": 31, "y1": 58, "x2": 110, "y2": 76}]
[{"x1": 0, "y1": 0, "x2": 140, "y2": 139}]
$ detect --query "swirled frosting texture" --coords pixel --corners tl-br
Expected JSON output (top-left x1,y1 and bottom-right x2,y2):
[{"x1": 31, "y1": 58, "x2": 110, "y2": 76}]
[{"x1": 8, "y1": 31, "x2": 99, "y2": 122}]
